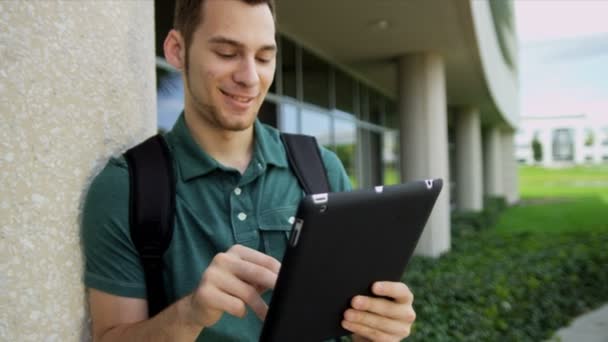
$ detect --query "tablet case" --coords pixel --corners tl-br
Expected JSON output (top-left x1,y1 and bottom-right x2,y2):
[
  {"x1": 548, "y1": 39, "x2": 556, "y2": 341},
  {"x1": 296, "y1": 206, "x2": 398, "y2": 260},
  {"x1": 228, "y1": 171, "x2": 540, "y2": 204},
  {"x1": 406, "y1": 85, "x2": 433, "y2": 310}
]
[{"x1": 260, "y1": 179, "x2": 443, "y2": 342}]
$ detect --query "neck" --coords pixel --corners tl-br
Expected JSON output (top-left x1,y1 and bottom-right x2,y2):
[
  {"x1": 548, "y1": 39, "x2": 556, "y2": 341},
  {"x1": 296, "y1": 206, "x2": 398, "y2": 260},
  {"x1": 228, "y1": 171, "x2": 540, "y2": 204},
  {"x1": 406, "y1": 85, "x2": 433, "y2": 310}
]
[{"x1": 184, "y1": 110, "x2": 255, "y2": 174}]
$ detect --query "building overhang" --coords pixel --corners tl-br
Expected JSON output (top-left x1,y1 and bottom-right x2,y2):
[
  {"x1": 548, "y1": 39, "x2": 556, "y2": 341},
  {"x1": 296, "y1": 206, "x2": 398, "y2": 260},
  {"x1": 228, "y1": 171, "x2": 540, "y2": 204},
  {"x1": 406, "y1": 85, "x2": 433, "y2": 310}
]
[{"x1": 276, "y1": 0, "x2": 519, "y2": 129}]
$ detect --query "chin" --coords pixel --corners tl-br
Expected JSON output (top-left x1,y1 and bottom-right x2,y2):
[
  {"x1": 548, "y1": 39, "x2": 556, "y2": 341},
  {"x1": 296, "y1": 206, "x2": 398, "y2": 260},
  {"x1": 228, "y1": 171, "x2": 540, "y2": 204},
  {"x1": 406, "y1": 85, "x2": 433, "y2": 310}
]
[{"x1": 217, "y1": 113, "x2": 257, "y2": 132}]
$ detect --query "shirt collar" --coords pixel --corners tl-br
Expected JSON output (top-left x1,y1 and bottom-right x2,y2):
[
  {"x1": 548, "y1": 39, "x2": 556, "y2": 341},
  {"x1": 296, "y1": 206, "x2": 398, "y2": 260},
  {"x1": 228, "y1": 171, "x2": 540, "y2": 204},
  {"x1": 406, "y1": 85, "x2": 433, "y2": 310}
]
[{"x1": 165, "y1": 113, "x2": 288, "y2": 182}]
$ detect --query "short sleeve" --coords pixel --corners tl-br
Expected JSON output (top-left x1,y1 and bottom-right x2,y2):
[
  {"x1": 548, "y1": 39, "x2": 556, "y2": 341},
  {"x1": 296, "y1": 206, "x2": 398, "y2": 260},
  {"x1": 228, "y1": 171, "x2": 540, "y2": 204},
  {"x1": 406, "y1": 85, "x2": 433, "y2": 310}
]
[
  {"x1": 81, "y1": 157, "x2": 146, "y2": 298},
  {"x1": 318, "y1": 147, "x2": 353, "y2": 192}
]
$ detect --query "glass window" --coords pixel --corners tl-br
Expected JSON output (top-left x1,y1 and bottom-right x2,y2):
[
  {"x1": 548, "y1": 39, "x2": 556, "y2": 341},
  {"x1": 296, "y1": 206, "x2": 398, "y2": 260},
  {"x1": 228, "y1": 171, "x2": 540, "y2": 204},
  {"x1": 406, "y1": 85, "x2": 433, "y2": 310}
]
[
  {"x1": 278, "y1": 103, "x2": 298, "y2": 134},
  {"x1": 157, "y1": 68, "x2": 183, "y2": 132},
  {"x1": 552, "y1": 128, "x2": 575, "y2": 161},
  {"x1": 301, "y1": 109, "x2": 331, "y2": 147},
  {"x1": 334, "y1": 115, "x2": 358, "y2": 188},
  {"x1": 384, "y1": 99, "x2": 399, "y2": 129},
  {"x1": 602, "y1": 127, "x2": 608, "y2": 146},
  {"x1": 258, "y1": 101, "x2": 277, "y2": 127},
  {"x1": 280, "y1": 36, "x2": 297, "y2": 99},
  {"x1": 383, "y1": 131, "x2": 400, "y2": 185},
  {"x1": 368, "y1": 90, "x2": 384, "y2": 125},
  {"x1": 366, "y1": 129, "x2": 384, "y2": 186},
  {"x1": 302, "y1": 50, "x2": 330, "y2": 109},
  {"x1": 335, "y1": 70, "x2": 356, "y2": 114}
]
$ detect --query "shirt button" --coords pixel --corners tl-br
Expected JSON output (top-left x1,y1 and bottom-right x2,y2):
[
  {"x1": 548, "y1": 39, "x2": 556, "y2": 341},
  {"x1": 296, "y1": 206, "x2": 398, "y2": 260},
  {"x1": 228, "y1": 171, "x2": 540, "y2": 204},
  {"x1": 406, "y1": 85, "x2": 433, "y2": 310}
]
[
  {"x1": 234, "y1": 187, "x2": 242, "y2": 196},
  {"x1": 288, "y1": 216, "x2": 295, "y2": 225},
  {"x1": 237, "y1": 212, "x2": 247, "y2": 221},
  {"x1": 257, "y1": 163, "x2": 263, "y2": 169}
]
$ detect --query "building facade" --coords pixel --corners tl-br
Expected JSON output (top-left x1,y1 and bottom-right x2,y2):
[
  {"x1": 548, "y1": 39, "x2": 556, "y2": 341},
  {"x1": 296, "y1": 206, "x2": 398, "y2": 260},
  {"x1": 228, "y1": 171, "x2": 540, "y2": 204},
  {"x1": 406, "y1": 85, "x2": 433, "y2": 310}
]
[{"x1": 516, "y1": 114, "x2": 608, "y2": 166}]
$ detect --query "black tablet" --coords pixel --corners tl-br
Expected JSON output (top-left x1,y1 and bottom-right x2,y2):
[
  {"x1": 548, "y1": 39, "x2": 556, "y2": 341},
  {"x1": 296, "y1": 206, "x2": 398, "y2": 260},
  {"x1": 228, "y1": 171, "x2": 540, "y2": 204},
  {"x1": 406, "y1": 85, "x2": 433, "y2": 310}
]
[{"x1": 260, "y1": 179, "x2": 443, "y2": 342}]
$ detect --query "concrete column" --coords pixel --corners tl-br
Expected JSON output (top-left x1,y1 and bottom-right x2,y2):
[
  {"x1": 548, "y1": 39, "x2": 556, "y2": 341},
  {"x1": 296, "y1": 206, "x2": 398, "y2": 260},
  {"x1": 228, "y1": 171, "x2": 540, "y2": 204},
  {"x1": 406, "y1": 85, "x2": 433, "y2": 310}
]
[
  {"x1": 483, "y1": 126, "x2": 504, "y2": 197},
  {"x1": 501, "y1": 130, "x2": 519, "y2": 205},
  {"x1": 454, "y1": 107, "x2": 483, "y2": 211},
  {"x1": 398, "y1": 53, "x2": 450, "y2": 257},
  {"x1": 0, "y1": 2, "x2": 156, "y2": 341}
]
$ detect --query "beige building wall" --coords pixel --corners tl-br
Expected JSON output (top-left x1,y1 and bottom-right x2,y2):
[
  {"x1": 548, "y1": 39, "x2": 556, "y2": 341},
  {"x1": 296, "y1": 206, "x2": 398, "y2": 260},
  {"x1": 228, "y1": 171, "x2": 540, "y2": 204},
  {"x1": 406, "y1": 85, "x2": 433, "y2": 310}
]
[{"x1": 0, "y1": 2, "x2": 156, "y2": 341}]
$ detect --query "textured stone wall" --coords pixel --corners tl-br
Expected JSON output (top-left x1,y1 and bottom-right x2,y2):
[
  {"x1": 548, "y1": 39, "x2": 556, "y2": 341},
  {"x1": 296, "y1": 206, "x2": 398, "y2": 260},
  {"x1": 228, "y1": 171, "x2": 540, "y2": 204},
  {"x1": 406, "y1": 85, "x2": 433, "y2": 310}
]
[{"x1": 0, "y1": 1, "x2": 156, "y2": 340}]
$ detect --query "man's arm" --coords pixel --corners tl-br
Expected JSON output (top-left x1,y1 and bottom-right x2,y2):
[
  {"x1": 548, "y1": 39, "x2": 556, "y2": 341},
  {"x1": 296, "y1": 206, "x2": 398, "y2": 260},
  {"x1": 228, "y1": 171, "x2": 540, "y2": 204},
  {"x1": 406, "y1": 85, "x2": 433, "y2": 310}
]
[
  {"x1": 88, "y1": 245, "x2": 281, "y2": 342},
  {"x1": 89, "y1": 290, "x2": 202, "y2": 342}
]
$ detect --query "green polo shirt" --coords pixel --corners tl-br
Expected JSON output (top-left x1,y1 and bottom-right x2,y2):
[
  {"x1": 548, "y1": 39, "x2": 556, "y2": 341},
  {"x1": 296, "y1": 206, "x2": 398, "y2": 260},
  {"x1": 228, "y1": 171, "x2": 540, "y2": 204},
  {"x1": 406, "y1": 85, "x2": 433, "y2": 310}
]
[{"x1": 82, "y1": 114, "x2": 351, "y2": 341}]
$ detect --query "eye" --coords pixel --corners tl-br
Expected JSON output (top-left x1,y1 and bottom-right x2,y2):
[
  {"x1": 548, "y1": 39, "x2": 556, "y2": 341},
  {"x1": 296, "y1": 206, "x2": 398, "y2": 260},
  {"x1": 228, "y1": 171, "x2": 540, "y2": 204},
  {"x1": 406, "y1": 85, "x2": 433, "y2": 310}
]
[
  {"x1": 256, "y1": 53, "x2": 275, "y2": 64},
  {"x1": 216, "y1": 51, "x2": 236, "y2": 59}
]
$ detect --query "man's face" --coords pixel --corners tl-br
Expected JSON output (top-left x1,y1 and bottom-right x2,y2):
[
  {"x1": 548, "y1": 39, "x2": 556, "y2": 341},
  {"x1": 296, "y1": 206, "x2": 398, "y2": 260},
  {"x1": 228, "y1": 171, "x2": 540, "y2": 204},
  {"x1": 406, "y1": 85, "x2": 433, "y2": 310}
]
[{"x1": 184, "y1": 0, "x2": 276, "y2": 132}]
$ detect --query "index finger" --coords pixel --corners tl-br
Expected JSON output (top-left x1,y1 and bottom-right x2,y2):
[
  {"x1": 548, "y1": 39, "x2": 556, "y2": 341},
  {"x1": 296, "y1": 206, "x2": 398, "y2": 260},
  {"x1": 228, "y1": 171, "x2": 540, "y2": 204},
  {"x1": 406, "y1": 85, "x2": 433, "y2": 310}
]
[{"x1": 228, "y1": 244, "x2": 282, "y2": 274}]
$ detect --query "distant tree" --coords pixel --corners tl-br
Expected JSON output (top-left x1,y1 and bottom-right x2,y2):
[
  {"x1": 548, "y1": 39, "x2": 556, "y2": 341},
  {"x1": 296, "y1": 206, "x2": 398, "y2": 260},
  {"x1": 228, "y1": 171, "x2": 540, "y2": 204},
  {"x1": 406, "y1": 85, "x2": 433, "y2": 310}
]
[
  {"x1": 532, "y1": 135, "x2": 543, "y2": 163},
  {"x1": 584, "y1": 130, "x2": 595, "y2": 147}
]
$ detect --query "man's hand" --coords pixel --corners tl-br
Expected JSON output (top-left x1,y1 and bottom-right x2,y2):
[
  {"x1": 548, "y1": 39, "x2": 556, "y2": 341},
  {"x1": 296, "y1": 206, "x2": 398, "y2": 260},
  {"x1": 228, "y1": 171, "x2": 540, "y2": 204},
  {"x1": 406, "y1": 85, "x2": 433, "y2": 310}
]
[
  {"x1": 185, "y1": 244, "x2": 281, "y2": 329},
  {"x1": 342, "y1": 281, "x2": 416, "y2": 342}
]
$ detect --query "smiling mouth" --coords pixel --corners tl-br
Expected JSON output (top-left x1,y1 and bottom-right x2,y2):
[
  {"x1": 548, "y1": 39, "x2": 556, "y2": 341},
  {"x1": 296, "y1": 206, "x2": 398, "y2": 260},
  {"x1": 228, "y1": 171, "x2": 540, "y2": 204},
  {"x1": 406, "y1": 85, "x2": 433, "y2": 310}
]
[{"x1": 220, "y1": 89, "x2": 255, "y2": 103}]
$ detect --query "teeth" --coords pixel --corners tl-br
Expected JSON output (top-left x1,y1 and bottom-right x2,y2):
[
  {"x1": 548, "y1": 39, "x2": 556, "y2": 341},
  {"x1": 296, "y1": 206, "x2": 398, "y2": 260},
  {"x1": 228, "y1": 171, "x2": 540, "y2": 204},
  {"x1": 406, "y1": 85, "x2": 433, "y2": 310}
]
[
  {"x1": 231, "y1": 95, "x2": 249, "y2": 103},
  {"x1": 224, "y1": 91, "x2": 251, "y2": 103}
]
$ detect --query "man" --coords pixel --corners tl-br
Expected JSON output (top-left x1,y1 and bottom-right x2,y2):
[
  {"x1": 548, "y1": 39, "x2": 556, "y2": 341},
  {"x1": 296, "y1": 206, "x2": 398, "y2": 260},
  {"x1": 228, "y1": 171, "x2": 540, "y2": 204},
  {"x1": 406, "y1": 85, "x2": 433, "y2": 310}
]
[{"x1": 82, "y1": 0, "x2": 416, "y2": 340}]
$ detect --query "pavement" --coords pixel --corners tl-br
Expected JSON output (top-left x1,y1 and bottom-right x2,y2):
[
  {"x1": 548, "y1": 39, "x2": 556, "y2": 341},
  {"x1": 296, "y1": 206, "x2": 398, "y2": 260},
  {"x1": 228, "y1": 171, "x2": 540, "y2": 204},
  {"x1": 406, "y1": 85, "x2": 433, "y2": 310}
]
[{"x1": 548, "y1": 303, "x2": 608, "y2": 342}]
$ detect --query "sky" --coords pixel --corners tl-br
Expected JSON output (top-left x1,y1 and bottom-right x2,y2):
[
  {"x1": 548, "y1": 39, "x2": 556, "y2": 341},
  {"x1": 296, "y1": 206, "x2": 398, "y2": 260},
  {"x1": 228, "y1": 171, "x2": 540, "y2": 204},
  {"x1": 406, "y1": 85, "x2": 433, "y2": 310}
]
[{"x1": 514, "y1": 0, "x2": 608, "y2": 123}]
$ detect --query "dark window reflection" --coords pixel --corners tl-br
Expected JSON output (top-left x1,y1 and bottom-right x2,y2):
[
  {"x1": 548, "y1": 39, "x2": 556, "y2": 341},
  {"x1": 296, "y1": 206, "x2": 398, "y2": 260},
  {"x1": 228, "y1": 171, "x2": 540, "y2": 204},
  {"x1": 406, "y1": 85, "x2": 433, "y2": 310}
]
[
  {"x1": 258, "y1": 101, "x2": 277, "y2": 127},
  {"x1": 302, "y1": 51, "x2": 330, "y2": 109},
  {"x1": 281, "y1": 36, "x2": 297, "y2": 99},
  {"x1": 335, "y1": 70, "x2": 355, "y2": 114}
]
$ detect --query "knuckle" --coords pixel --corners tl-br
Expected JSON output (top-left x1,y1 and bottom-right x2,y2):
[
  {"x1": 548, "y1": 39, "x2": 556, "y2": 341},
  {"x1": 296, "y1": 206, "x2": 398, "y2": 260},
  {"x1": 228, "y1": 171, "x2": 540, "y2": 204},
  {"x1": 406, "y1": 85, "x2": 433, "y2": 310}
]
[
  {"x1": 214, "y1": 252, "x2": 229, "y2": 265},
  {"x1": 233, "y1": 301, "x2": 247, "y2": 317},
  {"x1": 195, "y1": 284, "x2": 214, "y2": 307},
  {"x1": 230, "y1": 244, "x2": 244, "y2": 253},
  {"x1": 407, "y1": 309, "x2": 416, "y2": 323}
]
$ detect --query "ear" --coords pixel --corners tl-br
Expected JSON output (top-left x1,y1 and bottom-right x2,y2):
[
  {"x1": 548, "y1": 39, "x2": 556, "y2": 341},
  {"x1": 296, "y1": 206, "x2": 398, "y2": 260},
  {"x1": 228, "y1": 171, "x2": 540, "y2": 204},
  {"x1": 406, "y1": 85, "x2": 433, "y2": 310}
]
[{"x1": 163, "y1": 29, "x2": 186, "y2": 71}]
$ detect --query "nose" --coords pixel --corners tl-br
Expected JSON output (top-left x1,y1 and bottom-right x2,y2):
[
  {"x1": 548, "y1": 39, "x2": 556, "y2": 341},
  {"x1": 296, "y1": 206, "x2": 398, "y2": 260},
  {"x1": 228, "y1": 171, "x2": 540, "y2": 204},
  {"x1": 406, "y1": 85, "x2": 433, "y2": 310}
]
[{"x1": 233, "y1": 56, "x2": 259, "y2": 88}]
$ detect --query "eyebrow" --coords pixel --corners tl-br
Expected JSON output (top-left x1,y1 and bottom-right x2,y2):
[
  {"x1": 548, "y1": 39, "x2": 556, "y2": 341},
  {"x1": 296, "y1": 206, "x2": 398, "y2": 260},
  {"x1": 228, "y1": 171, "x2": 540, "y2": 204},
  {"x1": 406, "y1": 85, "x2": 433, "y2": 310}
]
[{"x1": 208, "y1": 36, "x2": 277, "y2": 53}]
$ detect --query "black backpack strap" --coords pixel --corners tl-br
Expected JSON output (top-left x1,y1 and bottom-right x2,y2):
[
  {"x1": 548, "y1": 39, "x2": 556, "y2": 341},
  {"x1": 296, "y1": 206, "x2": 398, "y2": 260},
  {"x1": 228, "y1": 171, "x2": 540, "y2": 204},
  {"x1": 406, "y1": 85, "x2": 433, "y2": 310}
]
[
  {"x1": 280, "y1": 133, "x2": 330, "y2": 194},
  {"x1": 124, "y1": 134, "x2": 175, "y2": 317}
]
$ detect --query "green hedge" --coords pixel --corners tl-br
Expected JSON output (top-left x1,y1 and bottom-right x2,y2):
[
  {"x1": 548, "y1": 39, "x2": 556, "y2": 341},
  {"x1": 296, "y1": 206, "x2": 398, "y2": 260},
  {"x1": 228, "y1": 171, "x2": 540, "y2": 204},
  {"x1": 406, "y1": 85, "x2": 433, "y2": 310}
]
[
  {"x1": 451, "y1": 196, "x2": 507, "y2": 237},
  {"x1": 403, "y1": 205, "x2": 608, "y2": 341}
]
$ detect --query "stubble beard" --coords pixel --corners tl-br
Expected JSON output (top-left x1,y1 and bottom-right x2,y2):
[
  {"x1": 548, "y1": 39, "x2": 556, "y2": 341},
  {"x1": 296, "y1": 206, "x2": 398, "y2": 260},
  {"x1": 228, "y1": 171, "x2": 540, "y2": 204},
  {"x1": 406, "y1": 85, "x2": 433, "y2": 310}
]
[{"x1": 184, "y1": 63, "x2": 257, "y2": 133}]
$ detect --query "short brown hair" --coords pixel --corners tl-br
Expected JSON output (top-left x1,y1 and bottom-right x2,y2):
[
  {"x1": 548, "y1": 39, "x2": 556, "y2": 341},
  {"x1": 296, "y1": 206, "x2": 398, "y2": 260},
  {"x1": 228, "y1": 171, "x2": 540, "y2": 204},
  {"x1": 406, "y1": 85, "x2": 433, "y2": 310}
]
[{"x1": 173, "y1": 0, "x2": 275, "y2": 51}]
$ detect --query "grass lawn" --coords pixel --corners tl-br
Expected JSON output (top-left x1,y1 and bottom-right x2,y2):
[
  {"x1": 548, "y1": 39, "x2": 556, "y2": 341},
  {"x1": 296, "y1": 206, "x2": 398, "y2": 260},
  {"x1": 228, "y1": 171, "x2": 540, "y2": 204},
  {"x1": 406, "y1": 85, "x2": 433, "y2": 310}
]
[{"x1": 495, "y1": 165, "x2": 608, "y2": 234}]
